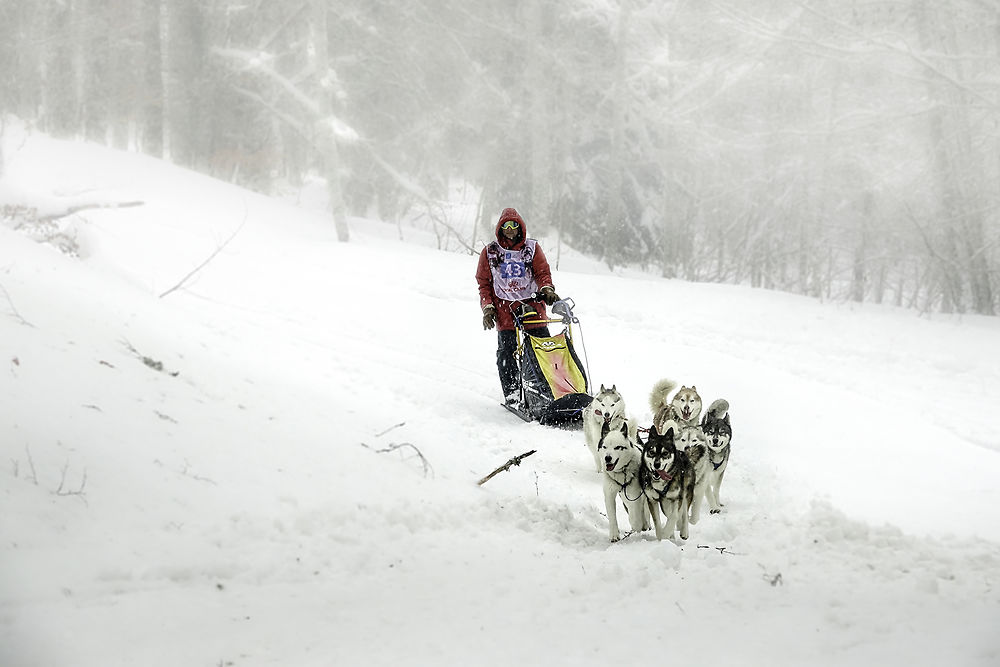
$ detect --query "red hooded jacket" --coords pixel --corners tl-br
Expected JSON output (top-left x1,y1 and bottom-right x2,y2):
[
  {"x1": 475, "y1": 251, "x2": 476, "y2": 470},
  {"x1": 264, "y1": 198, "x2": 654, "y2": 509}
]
[{"x1": 475, "y1": 208, "x2": 554, "y2": 331}]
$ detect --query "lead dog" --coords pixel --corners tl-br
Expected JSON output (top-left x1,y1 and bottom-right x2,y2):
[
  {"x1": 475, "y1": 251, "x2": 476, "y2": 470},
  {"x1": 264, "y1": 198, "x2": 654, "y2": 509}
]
[
  {"x1": 598, "y1": 419, "x2": 649, "y2": 542},
  {"x1": 639, "y1": 421, "x2": 694, "y2": 541},
  {"x1": 649, "y1": 378, "x2": 702, "y2": 433},
  {"x1": 583, "y1": 384, "x2": 637, "y2": 473},
  {"x1": 701, "y1": 398, "x2": 732, "y2": 514}
]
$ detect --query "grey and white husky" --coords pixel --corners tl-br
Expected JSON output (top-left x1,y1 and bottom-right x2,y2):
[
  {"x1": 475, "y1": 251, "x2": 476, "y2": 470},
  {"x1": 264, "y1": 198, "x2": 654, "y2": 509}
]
[
  {"x1": 639, "y1": 421, "x2": 694, "y2": 541},
  {"x1": 676, "y1": 425, "x2": 710, "y2": 525},
  {"x1": 649, "y1": 378, "x2": 703, "y2": 433},
  {"x1": 583, "y1": 384, "x2": 636, "y2": 473},
  {"x1": 597, "y1": 420, "x2": 649, "y2": 542},
  {"x1": 700, "y1": 399, "x2": 732, "y2": 514}
]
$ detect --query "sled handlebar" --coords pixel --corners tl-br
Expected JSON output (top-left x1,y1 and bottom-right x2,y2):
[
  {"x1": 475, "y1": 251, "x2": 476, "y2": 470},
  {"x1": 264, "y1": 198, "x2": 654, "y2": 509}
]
[
  {"x1": 518, "y1": 318, "x2": 567, "y2": 326},
  {"x1": 515, "y1": 296, "x2": 578, "y2": 327}
]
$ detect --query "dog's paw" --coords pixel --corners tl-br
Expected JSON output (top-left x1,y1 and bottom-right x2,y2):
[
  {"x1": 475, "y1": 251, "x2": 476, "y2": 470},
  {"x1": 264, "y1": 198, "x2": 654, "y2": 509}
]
[{"x1": 710, "y1": 508, "x2": 721, "y2": 514}]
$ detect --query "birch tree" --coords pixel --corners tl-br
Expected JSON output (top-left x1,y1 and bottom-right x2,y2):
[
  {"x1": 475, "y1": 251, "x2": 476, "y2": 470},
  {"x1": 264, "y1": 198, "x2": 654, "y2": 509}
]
[{"x1": 310, "y1": 0, "x2": 349, "y2": 242}]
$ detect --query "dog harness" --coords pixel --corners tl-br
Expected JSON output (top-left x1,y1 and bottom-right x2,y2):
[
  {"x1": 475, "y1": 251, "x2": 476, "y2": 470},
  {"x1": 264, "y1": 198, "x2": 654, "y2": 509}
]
[
  {"x1": 609, "y1": 464, "x2": 643, "y2": 502},
  {"x1": 708, "y1": 446, "x2": 728, "y2": 470},
  {"x1": 641, "y1": 466, "x2": 676, "y2": 502}
]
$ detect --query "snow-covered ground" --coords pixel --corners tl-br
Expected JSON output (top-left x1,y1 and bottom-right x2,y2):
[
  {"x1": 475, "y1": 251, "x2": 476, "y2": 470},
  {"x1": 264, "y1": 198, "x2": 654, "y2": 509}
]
[{"x1": 2, "y1": 125, "x2": 998, "y2": 666}]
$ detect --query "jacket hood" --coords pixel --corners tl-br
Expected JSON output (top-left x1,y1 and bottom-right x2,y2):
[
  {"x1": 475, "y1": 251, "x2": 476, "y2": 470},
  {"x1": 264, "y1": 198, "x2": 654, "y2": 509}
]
[{"x1": 495, "y1": 208, "x2": 527, "y2": 249}]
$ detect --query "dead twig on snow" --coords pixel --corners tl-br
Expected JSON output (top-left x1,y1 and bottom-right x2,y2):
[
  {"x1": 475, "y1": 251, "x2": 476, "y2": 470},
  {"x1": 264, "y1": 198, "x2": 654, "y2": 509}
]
[
  {"x1": 120, "y1": 338, "x2": 180, "y2": 376},
  {"x1": 477, "y1": 450, "x2": 536, "y2": 486},
  {"x1": 696, "y1": 544, "x2": 743, "y2": 556},
  {"x1": 0, "y1": 282, "x2": 34, "y2": 327},
  {"x1": 374, "y1": 422, "x2": 406, "y2": 438},
  {"x1": 24, "y1": 444, "x2": 38, "y2": 485},
  {"x1": 37, "y1": 200, "x2": 144, "y2": 222},
  {"x1": 159, "y1": 207, "x2": 247, "y2": 298},
  {"x1": 55, "y1": 462, "x2": 88, "y2": 505},
  {"x1": 362, "y1": 441, "x2": 433, "y2": 478}
]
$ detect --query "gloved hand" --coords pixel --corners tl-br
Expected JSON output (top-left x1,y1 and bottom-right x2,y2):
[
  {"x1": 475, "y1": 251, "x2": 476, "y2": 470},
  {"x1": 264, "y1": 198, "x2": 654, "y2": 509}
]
[
  {"x1": 482, "y1": 305, "x2": 496, "y2": 330},
  {"x1": 540, "y1": 287, "x2": 560, "y2": 305}
]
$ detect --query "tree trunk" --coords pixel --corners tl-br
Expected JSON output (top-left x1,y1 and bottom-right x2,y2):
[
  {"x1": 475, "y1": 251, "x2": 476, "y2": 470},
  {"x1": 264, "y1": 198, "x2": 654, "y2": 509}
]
[
  {"x1": 850, "y1": 191, "x2": 873, "y2": 303},
  {"x1": 605, "y1": 0, "x2": 630, "y2": 269},
  {"x1": 913, "y1": 0, "x2": 998, "y2": 314},
  {"x1": 311, "y1": 0, "x2": 349, "y2": 242},
  {"x1": 159, "y1": 0, "x2": 171, "y2": 160},
  {"x1": 528, "y1": 4, "x2": 553, "y2": 237}
]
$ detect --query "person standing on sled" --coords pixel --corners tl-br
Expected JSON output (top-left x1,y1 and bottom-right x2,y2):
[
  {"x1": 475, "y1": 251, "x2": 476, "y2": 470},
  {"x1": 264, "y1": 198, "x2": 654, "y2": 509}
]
[{"x1": 476, "y1": 207, "x2": 560, "y2": 405}]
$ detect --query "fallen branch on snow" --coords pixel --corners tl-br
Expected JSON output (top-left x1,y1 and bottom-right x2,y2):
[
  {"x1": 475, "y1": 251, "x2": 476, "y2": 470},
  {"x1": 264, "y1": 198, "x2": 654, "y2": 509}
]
[
  {"x1": 374, "y1": 421, "x2": 406, "y2": 437},
  {"x1": 696, "y1": 544, "x2": 743, "y2": 556},
  {"x1": 54, "y1": 462, "x2": 88, "y2": 505},
  {"x1": 37, "y1": 200, "x2": 144, "y2": 221},
  {"x1": 0, "y1": 281, "x2": 34, "y2": 327},
  {"x1": 120, "y1": 338, "x2": 180, "y2": 376},
  {"x1": 361, "y1": 441, "x2": 433, "y2": 478},
  {"x1": 477, "y1": 449, "x2": 536, "y2": 486},
  {"x1": 159, "y1": 208, "x2": 247, "y2": 298}
]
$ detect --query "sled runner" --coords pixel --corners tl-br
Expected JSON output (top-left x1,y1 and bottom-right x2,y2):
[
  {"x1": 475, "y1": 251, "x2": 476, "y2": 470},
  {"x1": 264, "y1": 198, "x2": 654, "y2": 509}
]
[{"x1": 503, "y1": 296, "x2": 592, "y2": 428}]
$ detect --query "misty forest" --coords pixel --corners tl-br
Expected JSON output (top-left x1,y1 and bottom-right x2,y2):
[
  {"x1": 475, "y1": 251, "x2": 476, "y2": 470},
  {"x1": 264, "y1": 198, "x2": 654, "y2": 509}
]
[{"x1": 1, "y1": 0, "x2": 998, "y2": 316}]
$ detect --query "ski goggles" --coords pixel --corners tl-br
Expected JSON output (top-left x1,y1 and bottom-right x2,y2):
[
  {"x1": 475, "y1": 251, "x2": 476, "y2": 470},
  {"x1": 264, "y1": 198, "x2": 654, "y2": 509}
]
[{"x1": 500, "y1": 220, "x2": 520, "y2": 231}]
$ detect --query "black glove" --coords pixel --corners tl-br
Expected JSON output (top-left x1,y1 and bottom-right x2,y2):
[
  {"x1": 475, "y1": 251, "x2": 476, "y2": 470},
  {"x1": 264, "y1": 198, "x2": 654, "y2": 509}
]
[
  {"x1": 482, "y1": 305, "x2": 496, "y2": 330},
  {"x1": 540, "y1": 287, "x2": 560, "y2": 305}
]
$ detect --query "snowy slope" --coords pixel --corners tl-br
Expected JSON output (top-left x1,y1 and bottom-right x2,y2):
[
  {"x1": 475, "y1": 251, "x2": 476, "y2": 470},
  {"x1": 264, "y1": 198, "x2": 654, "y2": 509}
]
[{"x1": 1, "y1": 128, "x2": 998, "y2": 667}]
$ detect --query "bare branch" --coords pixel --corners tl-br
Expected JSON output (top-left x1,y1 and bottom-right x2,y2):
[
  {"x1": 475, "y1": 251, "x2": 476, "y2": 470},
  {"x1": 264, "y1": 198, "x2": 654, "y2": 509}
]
[
  {"x1": 37, "y1": 200, "x2": 144, "y2": 222},
  {"x1": 24, "y1": 444, "x2": 38, "y2": 485},
  {"x1": 696, "y1": 544, "x2": 743, "y2": 556},
  {"x1": 375, "y1": 422, "x2": 406, "y2": 438},
  {"x1": 212, "y1": 46, "x2": 321, "y2": 115},
  {"x1": 477, "y1": 450, "x2": 537, "y2": 486},
  {"x1": 160, "y1": 209, "x2": 246, "y2": 298},
  {"x1": 797, "y1": 1, "x2": 1000, "y2": 110},
  {"x1": 180, "y1": 460, "x2": 217, "y2": 485},
  {"x1": 120, "y1": 339, "x2": 180, "y2": 376},
  {"x1": 361, "y1": 441, "x2": 433, "y2": 478},
  {"x1": 54, "y1": 462, "x2": 88, "y2": 504},
  {"x1": 0, "y1": 282, "x2": 34, "y2": 327}
]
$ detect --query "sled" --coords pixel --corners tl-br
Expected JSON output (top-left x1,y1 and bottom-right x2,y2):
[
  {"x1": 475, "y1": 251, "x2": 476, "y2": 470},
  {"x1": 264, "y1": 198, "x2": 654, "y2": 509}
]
[{"x1": 503, "y1": 297, "x2": 592, "y2": 428}]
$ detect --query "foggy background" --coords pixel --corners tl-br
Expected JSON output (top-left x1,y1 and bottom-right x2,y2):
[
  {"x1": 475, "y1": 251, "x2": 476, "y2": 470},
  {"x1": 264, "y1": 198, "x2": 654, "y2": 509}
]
[{"x1": 1, "y1": 0, "x2": 997, "y2": 316}]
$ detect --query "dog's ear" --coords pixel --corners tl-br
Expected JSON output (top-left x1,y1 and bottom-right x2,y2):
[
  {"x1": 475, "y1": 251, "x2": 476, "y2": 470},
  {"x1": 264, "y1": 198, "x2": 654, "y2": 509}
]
[
  {"x1": 619, "y1": 420, "x2": 629, "y2": 437},
  {"x1": 723, "y1": 413, "x2": 731, "y2": 425},
  {"x1": 611, "y1": 384, "x2": 616, "y2": 392},
  {"x1": 648, "y1": 424, "x2": 659, "y2": 437},
  {"x1": 600, "y1": 384, "x2": 606, "y2": 392},
  {"x1": 600, "y1": 419, "x2": 611, "y2": 439}
]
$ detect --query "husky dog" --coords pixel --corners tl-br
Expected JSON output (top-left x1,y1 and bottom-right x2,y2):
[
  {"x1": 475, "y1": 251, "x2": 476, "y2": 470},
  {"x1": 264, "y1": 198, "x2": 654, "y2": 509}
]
[
  {"x1": 700, "y1": 399, "x2": 732, "y2": 514},
  {"x1": 676, "y1": 425, "x2": 710, "y2": 525},
  {"x1": 639, "y1": 421, "x2": 694, "y2": 541},
  {"x1": 598, "y1": 420, "x2": 649, "y2": 542},
  {"x1": 649, "y1": 378, "x2": 702, "y2": 433},
  {"x1": 583, "y1": 385, "x2": 636, "y2": 473}
]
